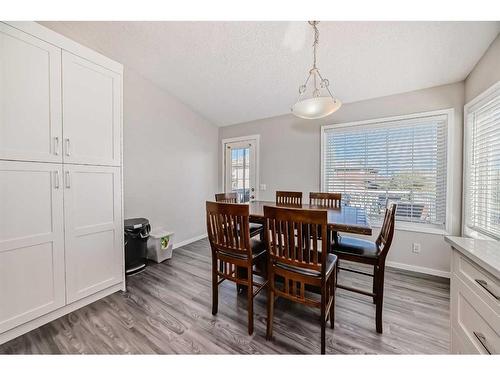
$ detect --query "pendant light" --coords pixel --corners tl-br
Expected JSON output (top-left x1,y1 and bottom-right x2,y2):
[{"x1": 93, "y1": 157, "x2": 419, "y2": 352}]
[{"x1": 291, "y1": 21, "x2": 341, "y2": 119}]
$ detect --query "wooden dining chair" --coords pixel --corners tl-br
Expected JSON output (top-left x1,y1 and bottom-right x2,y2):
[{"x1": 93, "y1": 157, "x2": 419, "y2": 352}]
[
  {"x1": 309, "y1": 192, "x2": 342, "y2": 208},
  {"x1": 264, "y1": 205, "x2": 337, "y2": 354},
  {"x1": 214, "y1": 192, "x2": 238, "y2": 203},
  {"x1": 331, "y1": 204, "x2": 397, "y2": 333},
  {"x1": 206, "y1": 201, "x2": 268, "y2": 335},
  {"x1": 310, "y1": 192, "x2": 342, "y2": 243},
  {"x1": 215, "y1": 193, "x2": 263, "y2": 239},
  {"x1": 276, "y1": 191, "x2": 303, "y2": 206}
]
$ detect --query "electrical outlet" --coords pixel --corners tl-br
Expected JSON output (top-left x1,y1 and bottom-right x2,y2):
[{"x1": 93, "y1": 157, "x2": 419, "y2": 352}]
[
  {"x1": 412, "y1": 243, "x2": 421, "y2": 254},
  {"x1": 260, "y1": 184, "x2": 267, "y2": 191}
]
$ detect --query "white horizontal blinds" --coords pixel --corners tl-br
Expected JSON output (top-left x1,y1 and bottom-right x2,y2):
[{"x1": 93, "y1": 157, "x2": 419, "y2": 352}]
[
  {"x1": 324, "y1": 115, "x2": 448, "y2": 227},
  {"x1": 466, "y1": 89, "x2": 500, "y2": 239}
]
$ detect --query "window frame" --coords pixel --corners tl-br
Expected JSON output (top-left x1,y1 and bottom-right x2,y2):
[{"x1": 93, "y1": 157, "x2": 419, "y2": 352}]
[
  {"x1": 320, "y1": 108, "x2": 455, "y2": 235},
  {"x1": 463, "y1": 81, "x2": 500, "y2": 241}
]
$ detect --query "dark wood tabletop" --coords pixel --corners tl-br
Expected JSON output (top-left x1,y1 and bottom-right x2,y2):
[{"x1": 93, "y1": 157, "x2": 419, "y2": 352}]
[{"x1": 247, "y1": 200, "x2": 372, "y2": 235}]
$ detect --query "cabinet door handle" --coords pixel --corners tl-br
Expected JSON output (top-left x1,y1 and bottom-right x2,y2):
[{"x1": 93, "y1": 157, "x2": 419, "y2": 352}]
[
  {"x1": 54, "y1": 137, "x2": 59, "y2": 155},
  {"x1": 65, "y1": 138, "x2": 71, "y2": 156},
  {"x1": 53, "y1": 170, "x2": 60, "y2": 189},
  {"x1": 473, "y1": 331, "x2": 492, "y2": 354},
  {"x1": 475, "y1": 279, "x2": 500, "y2": 300},
  {"x1": 65, "y1": 171, "x2": 71, "y2": 188}
]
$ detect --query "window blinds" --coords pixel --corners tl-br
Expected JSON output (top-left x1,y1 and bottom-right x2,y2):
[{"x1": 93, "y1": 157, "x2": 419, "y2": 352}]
[
  {"x1": 323, "y1": 114, "x2": 448, "y2": 227},
  {"x1": 465, "y1": 86, "x2": 500, "y2": 239}
]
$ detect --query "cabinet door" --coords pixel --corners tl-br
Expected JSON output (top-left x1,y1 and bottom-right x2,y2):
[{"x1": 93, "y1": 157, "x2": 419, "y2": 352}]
[
  {"x1": 0, "y1": 161, "x2": 65, "y2": 334},
  {"x1": 62, "y1": 51, "x2": 121, "y2": 166},
  {"x1": 0, "y1": 23, "x2": 62, "y2": 162},
  {"x1": 64, "y1": 164, "x2": 123, "y2": 303}
]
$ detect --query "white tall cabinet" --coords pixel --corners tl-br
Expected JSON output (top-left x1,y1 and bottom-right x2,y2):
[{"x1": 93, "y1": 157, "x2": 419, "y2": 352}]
[
  {"x1": 62, "y1": 52, "x2": 122, "y2": 166},
  {"x1": 0, "y1": 23, "x2": 62, "y2": 162},
  {"x1": 64, "y1": 164, "x2": 123, "y2": 304},
  {"x1": 0, "y1": 22, "x2": 124, "y2": 345}
]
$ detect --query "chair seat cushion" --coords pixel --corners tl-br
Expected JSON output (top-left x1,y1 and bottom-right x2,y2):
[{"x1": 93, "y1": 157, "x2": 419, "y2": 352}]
[
  {"x1": 332, "y1": 235, "x2": 379, "y2": 259},
  {"x1": 249, "y1": 223, "x2": 263, "y2": 237},
  {"x1": 219, "y1": 238, "x2": 266, "y2": 260},
  {"x1": 275, "y1": 253, "x2": 337, "y2": 277}
]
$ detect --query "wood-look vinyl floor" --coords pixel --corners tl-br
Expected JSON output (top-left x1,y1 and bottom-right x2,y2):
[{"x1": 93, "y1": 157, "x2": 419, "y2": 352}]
[{"x1": 0, "y1": 238, "x2": 450, "y2": 354}]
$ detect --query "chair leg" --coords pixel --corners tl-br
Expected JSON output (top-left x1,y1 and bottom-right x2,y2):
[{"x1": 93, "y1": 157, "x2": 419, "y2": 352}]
[
  {"x1": 212, "y1": 257, "x2": 218, "y2": 315},
  {"x1": 330, "y1": 265, "x2": 336, "y2": 329},
  {"x1": 247, "y1": 268, "x2": 254, "y2": 335},
  {"x1": 372, "y1": 265, "x2": 378, "y2": 304},
  {"x1": 375, "y1": 264, "x2": 385, "y2": 334},
  {"x1": 320, "y1": 281, "x2": 326, "y2": 355},
  {"x1": 266, "y1": 279, "x2": 274, "y2": 340}
]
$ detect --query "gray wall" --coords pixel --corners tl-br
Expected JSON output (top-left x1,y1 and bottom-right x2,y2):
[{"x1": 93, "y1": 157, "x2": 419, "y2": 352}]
[
  {"x1": 219, "y1": 82, "x2": 465, "y2": 276},
  {"x1": 465, "y1": 33, "x2": 500, "y2": 102},
  {"x1": 124, "y1": 69, "x2": 219, "y2": 245}
]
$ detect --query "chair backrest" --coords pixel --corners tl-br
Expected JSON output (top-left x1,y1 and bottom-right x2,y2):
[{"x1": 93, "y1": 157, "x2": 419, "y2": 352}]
[
  {"x1": 376, "y1": 203, "x2": 397, "y2": 258},
  {"x1": 309, "y1": 192, "x2": 341, "y2": 208},
  {"x1": 264, "y1": 205, "x2": 328, "y2": 274},
  {"x1": 276, "y1": 191, "x2": 303, "y2": 206},
  {"x1": 215, "y1": 192, "x2": 238, "y2": 203},
  {"x1": 206, "y1": 201, "x2": 251, "y2": 258}
]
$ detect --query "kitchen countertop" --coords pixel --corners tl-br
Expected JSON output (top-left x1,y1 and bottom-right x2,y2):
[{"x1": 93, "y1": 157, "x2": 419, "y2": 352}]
[{"x1": 445, "y1": 236, "x2": 500, "y2": 279}]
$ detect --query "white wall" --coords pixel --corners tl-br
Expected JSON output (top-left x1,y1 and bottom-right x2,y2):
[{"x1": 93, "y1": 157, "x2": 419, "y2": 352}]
[
  {"x1": 124, "y1": 69, "x2": 218, "y2": 245},
  {"x1": 465, "y1": 33, "x2": 500, "y2": 103},
  {"x1": 219, "y1": 82, "x2": 465, "y2": 277}
]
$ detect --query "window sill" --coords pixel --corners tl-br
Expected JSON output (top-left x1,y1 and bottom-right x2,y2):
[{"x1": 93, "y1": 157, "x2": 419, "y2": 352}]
[
  {"x1": 463, "y1": 227, "x2": 499, "y2": 242},
  {"x1": 370, "y1": 221, "x2": 449, "y2": 236}
]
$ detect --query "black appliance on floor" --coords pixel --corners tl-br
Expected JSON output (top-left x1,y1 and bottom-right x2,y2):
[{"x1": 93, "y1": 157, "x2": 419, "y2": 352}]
[{"x1": 124, "y1": 218, "x2": 151, "y2": 275}]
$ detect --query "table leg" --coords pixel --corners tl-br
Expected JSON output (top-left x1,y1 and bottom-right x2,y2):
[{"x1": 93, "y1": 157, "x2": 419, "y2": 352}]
[{"x1": 237, "y1": 266, "x2": 248, "y2": 294}]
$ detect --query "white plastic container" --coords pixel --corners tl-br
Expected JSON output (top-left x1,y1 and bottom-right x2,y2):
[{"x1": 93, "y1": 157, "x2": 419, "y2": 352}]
[{"x1": 147, "y1": 229, "x2": 174, "y2": 263}]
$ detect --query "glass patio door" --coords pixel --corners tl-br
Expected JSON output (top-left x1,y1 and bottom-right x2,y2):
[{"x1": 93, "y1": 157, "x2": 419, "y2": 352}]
[{"x1": 224, "y1": 139, "x2": 257, "y2": 203}]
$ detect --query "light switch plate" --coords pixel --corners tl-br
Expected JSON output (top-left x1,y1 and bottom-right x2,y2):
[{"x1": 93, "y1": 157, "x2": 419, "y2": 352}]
[
  {"x1": 412, "y1": 243, "x2": 421, "y2": 254},
  {"x1": 260, "y1": 184, "x2": 267, "y2": 191}
]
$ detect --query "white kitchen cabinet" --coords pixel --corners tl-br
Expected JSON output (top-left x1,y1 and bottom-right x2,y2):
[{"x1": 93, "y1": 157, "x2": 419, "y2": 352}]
[
  {"x1": 62, "y1": 51, "x2": 121, "y2": 167},
  {"x1": 63, "y1": 164, "x2": 123, "y2": 303},
  {"x1": 0, "y1": 161, "x2": 65, "y2": 333},
  {"x1": 446, "y1": 236, "x2": 500, "y2": 355},
  {"x1": 0, "y1": 22, "x2": 124, "y2": 346},
  {"x1": 0, "y1": 23, "x2": 62, "y2": 163}
]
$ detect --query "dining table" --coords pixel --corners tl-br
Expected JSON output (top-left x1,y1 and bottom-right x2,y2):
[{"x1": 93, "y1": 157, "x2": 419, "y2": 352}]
[
  {"x1": 247, "y1": 200, "x2": 372, "y2": 236},
  {"x1": 235, "y1": 200, "x2": 372, "y2": 294}
]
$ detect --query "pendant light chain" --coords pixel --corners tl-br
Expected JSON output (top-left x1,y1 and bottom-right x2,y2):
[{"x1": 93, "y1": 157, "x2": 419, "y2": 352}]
[{"x1": 311, "y1": 21, "x2": 319, "y2": 69}]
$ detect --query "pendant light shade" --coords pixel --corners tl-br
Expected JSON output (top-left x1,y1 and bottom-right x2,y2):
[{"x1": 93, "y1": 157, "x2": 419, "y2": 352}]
[
  {"x1": 291, "y1": 21, "x2": 341, "y2": 119},
  {"x1": 292, "y1": 96, "x2": 342, "y2": 120}
]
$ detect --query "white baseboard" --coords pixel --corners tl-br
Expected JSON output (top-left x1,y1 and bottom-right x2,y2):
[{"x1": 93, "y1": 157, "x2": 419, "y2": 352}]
[
  {"x1": 173, "y1": 233, "x2": 207, "y2": 249},
  {"x1": 386, "y1": 261, "x2": 450, "y2": 279}
]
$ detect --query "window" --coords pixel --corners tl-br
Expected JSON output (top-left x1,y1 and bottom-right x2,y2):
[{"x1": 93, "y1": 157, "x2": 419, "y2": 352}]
[
  {"x1": 322, "y1": 111, "x2": 451, "y2": 230},
  {"x1": 464, "y1": 83, "x2": 500, "y2": 240}
]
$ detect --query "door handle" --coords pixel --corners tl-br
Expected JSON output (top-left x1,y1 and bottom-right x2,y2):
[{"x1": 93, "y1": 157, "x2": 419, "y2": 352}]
[
  {"x1": 53, "y1": 170, "x2": 60, "y2": 189},
  {"x1": 65, "y1": 138, "x2": 71, "y2": 156},
  {"x1": 475, "y1": 279, "x2": 500, "y2": 300},
  {"x1": 65, "y1": 171, "x2": 71, "y2": 188},
  {"x1": 54, "y1": 137, "x2": 59, "y2": 155},
  {"x1": 473, "y1": 331, "x2": 492, "y2": 354}
]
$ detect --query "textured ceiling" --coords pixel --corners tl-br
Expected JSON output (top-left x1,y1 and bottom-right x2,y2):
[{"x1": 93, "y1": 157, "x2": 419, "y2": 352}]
[{"x1": 41, "y1": 21, "x2": 500, "y2": 126}]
